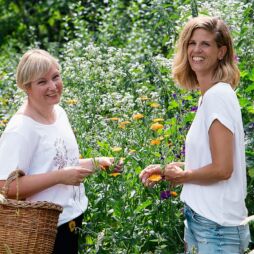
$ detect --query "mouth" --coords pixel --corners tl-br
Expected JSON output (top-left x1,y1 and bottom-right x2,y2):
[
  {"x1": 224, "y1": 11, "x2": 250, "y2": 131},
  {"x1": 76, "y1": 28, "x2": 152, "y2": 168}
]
[
  {"x1": 46, "y1": 93, "x2": 58, "y2": 97},
  {"x1": 192, "y1": 56, "x2": 205, "y2": 63}
]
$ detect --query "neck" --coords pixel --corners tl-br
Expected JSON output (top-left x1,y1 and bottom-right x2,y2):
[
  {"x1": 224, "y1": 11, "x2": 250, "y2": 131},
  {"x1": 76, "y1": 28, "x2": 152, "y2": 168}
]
[
  {"x1": 24, "y1": 100, "x2": 56, "y2": 124},
  {"x1": 196, "y1": 74, "x2": 214, "y2": 95}
]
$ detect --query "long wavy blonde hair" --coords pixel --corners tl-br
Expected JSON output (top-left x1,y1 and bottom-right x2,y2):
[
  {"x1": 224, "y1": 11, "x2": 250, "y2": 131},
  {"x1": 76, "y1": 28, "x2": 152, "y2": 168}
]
[{"x1": 172, "y1": 16, "x2": 240, "y2": 90}]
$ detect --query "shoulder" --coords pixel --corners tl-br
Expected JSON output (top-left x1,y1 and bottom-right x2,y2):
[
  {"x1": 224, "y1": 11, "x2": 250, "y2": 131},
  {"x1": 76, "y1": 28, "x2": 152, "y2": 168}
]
[
  {"x1": 206, "y1": 82, "x2": 236, "y2": 99},
  {"x1": 203, "y1": 82, "x2": 237, "y2": 106},
  {"x1": 55, "y1": 105, "x2": 68, "y2": 120},
  {"x1": 1, "y1": 113, "x2": 40, "y2": 144}
]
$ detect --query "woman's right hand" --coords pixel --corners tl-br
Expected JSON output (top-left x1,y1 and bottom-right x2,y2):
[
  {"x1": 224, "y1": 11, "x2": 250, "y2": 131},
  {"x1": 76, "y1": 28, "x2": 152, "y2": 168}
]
[
  {"x1": 139, "y1": 164, "x2": 163, "y2": 187},
  {"x1": 58, "y1": 166, "x2": 94, "y2": 186}
]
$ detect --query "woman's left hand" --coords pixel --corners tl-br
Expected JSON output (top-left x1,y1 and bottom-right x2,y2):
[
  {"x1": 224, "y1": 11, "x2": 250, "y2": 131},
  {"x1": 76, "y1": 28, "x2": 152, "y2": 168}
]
[
  {"x1": 96, "y1": 157, "x2": 123, "y2": 172},
  {"x1": 164, "y1": 163, "x2": 185, "y2": 184}
]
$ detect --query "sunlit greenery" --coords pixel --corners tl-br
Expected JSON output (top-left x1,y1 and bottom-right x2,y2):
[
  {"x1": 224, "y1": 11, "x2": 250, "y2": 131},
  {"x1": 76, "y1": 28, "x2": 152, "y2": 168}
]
[{"x1": 0, "y1": 0, "x2": 253, "y2": 253}]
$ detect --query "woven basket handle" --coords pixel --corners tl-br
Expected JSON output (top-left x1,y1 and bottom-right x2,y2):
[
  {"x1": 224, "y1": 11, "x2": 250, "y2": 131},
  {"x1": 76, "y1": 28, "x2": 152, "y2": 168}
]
[{"x1": 1, "y1": 170, "x2": 25, "y2": 199}]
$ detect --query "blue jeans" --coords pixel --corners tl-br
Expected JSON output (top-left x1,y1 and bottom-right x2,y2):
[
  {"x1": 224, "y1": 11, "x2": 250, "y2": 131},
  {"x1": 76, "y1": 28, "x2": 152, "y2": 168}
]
[{"x1": 184, "y1": 204, "x2": 250, "y2": 254}]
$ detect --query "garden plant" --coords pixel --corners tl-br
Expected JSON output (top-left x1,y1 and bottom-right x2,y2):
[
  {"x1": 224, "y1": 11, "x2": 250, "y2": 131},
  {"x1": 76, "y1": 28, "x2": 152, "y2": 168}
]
[{"x1": 0, "y1": 0, "x2": 253, "y2": 253}]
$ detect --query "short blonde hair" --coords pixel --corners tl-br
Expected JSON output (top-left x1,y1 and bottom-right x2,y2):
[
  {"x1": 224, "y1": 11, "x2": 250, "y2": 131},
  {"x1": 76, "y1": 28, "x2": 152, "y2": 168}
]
[
  {"x1": 16, "y1": 49, "x2": 60, "y2": 90},
  {"x1": 172, "y1": 16, "x2": 240, "y2": 90}
]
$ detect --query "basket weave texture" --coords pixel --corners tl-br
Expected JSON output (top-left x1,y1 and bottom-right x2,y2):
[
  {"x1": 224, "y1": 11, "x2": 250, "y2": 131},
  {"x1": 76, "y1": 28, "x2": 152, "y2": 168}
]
[{"x1": 0, "y1": 170, "x2": 63, "y2": 254}]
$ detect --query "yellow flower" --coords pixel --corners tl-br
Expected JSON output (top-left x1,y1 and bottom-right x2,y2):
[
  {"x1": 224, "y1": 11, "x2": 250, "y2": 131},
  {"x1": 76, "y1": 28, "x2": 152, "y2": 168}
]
[
  {"x1": 150, "y1": 102, "x2": 160, "y2": 108},
  {"x1": 150, "y1": 139, "x2": 161, "y2": 145},
  {"x1": 152, "y1": 118, "x2": 164, "y2": 122},
  {"x1": 119, "y1": 121, "x2": 131, "y2": 129},
  {"x1": 110, "y1": 117, "x2": 120, "y2": 121},
  {"x1": 2, "y1": 119, "x2": 8, "y2": 124},
  {"x1": 129, "y1": 149, "x2": 136, "y2": 154},
  {"x1": 66, "y1": 99, "x2": 78, "y2": 105},
  {"x1": 112, "y1": 147, "x2": 122, "y2": 152},
  {"x1": 79, "y1": 154, "x2": 83, "y2": 159},
  {"x1": 133, "y1": 113, "x2": 144, "y2": 120},
  {"x1": 140, "y1": 96, "x2": 149, "y2": 101},
  {"x1": 109, "y1": 172, "x2": 121, "y2": 177},
  {"x1": 148, "y1": 174, "x2": 162, "y2": 182},
  {"x1": 171, "y1": 191, "x2": 178, "y2": 197},
  {"x1": 68, "y1": 220, "x2": 76, "y2": 232},
  {"x1": 150, "y1": 123, "x2": 164, "y2": 131}
]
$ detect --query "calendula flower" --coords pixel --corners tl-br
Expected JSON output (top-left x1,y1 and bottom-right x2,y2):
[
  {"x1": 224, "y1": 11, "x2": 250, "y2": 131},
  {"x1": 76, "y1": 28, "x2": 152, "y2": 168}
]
[
  {"x1": 150, "y1": 123, "x2": 164, "y2": 131},
  {"x1": 140, "y1": 96, "x2": 149, "y2": 101},
  {"x1": 110, "y1": 117, "x2": 120, "y2": 121},
  {"x1": 119, "y1": 121, "x2": 131, "y2": 129},
  {"x1": 111, "y1": 147, "x2": 122, "y2": 152},
  {"x1": 150, "y1": 139, "x2": 161, "y2": 145},
  {"x1": 171, "y1": 191, "x2": 178, "y2": 197},
  {"x1": 148, "y1": 174, "x2": 162, "y2": 182},
  {"x1": 150, "y1": 102, "x2": 160, "y2": 108},
  {"x1": 2, "y1": 119, "x2": 8, "y2": 124},
  {"x1": 109, "y1": 172, "x2": 121, "y2": 177},
  {"x1": 133, "y1": 113, "x2": 144, "y2": 120},
  {"x1": 68, "y1": 220, "x2": 76, "y2": 232},
  {"x1": 152, "y1": 118, "x2": 164, "y2": 122},
  {"x1": 66, "y1": 99, "x2": 78, "y2": 105}
]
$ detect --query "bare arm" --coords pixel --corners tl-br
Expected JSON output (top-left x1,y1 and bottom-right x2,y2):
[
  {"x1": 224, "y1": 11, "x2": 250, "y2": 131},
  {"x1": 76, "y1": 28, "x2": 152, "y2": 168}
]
[
  {"x1": 0, "y1": 166, "x2": 93, "y2": 199},
  {"x1": 165, "y1": 120, "x2": 233, "y2": 185}
]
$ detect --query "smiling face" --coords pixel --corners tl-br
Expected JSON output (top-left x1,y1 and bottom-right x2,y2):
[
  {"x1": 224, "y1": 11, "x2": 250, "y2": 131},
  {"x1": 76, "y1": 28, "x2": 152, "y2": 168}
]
[
  {"x1": 27, "y1": 65, "x2": 63, "y2": 109},
  {"x1": 187, "y1": 28, "x2": 226, "y2": 79}
]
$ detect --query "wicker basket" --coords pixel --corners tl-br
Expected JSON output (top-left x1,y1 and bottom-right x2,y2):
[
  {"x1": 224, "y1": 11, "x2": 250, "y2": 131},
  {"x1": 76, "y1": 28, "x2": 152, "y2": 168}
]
[{"x1": 0, "y1": 170, "x2": 63, "y2": 254}]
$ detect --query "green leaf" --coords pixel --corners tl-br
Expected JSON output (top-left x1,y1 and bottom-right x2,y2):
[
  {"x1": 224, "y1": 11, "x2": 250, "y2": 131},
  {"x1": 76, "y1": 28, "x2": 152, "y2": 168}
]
[
  {"x1": 134, "y1": 200, "x2": 153, "y2": 213},
  {"x1": 248, "y1": 168, "x2": 254, "y2": 178}
]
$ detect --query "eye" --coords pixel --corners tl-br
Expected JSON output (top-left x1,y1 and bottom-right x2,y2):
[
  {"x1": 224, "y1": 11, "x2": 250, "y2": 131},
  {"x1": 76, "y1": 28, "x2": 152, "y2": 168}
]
[
  {"x1": 188, "y1": 41, "x2": 196, "y2": 45},
  {"x1": 202, "y1": 42, "x2": 210, "y2": 46},
  {"x1": 38, "y1": 80, "x2": 46, "y2": 85},
  {"x1": 53, "y1": 74, "x2": 60, "y2": 80}
]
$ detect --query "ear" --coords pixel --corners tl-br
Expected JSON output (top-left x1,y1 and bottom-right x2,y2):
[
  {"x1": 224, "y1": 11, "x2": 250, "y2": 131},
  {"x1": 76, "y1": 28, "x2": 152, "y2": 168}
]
[{"x1": 218, "y1": 46, "x2": 227, "y2": 60}]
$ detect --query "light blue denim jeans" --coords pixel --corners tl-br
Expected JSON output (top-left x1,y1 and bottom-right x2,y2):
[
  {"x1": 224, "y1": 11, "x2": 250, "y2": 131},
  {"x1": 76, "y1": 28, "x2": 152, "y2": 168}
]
[{"x1": 184, "y1": 204, "x2": 250, "y2": 254}]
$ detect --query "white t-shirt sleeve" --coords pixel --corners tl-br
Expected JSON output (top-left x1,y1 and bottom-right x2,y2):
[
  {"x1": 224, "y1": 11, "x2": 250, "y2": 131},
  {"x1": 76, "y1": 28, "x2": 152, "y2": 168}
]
[
  {"x1": 0, "y1": 132, "x2": 32, "y2": 179},
  {"x1": 203, "y1": 90, "x2": 234, "y2": 134}
]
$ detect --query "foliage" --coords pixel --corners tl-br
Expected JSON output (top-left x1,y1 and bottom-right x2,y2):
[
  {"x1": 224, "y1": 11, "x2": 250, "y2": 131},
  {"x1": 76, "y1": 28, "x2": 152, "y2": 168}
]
[{"x1": 0, "y1": 0, "x2": 253, "y2": 253}]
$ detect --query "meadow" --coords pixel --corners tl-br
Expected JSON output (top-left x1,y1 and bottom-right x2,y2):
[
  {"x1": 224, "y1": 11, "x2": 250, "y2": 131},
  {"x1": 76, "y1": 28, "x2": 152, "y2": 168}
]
[{"x1": 0, "y1": 0, "x2": 253, "y2": 253}]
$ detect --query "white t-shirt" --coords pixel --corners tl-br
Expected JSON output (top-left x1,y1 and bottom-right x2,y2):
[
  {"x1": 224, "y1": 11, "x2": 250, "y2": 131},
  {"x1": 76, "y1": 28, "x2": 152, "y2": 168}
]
[
  {"x1": 181, "y1": 82, "x2": 248, "y2": 226},
  {"x1": 0, "y1": 105, "x2": 88, "y2": 226}
]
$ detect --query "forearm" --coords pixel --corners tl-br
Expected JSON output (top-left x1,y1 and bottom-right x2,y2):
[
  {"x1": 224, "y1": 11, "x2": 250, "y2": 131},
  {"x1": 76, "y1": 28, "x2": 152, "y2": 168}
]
[
  {"x1": 170, "y1": 163, "x2": 232, "y2": 185},
  {"x1": 4, "y1": 170, "x2": 62, "y2": 199}
]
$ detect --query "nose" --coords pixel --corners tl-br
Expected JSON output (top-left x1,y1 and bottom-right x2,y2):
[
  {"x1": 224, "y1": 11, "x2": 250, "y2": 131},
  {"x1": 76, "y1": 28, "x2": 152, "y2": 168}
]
[
  {"x1": 48, "y1": 80, "x2": 57, "y2": 90},
  {"x1": 193, "y1": 44, "x2": 202, "y2": 53}
]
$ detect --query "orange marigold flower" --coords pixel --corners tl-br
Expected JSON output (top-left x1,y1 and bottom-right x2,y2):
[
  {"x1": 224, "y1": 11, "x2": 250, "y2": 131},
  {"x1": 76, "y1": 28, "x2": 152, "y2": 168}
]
[
  {"x1": 148, "y1": 174, "x2": 162, "y2": 182},
  {"x1": 150, "y1": 102, "x2": 160, "y2": 108},
  {"x1": 119, "y1": 121, "x2": 131, "y2": 129},
  {"x1": 110, "y1": 117, "x2": 120, "y2": 121},
  {"x1": 150, "y1": 139, "x2": 161, "y2": 145},
  {"x1": 152, "y1": 118, "x2": 164, "y2": 122},
  {"x1": 109, "y1": 172, "x2": 121, "y2": 177},
  {"x1": 150, "y1": 123, "x2": 164, "y2": 131},
  {"x1": 68, "y1": 220, "x2": 76, "y2": 232},
  {"x1": 133, "y1": 113, "x2": 144, "y2": 120},
  {"x1": 171, "y1": 191, "x2": 178, "y2": 197},
  {"x1": 111, "y1": 147, "x2": 122, "y2": 152}
]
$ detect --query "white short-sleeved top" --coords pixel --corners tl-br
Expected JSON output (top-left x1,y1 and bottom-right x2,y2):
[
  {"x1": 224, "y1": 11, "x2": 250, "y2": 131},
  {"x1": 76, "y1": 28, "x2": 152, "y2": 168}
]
[
  {"x1": 0, "y1": 105, "x2": 88, "y2": 226},
  {"x1": 181, "y1": 82, "x2": 248, "y2": 226}
]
